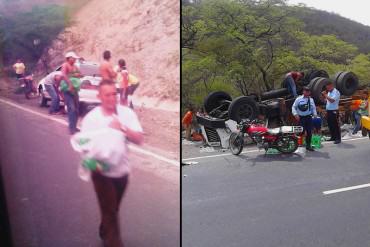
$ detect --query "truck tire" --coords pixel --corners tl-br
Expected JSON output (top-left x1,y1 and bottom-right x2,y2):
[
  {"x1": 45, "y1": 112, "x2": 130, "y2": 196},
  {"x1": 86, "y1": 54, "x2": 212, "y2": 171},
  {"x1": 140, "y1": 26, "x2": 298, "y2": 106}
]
[
  {"x1": 204, "y1": 91, "x2": 232, "y2": 115},
  {"x1": 260, "y1": 88, "x2": 289, "y2": 100},
  {"x1": 303, "y1": 70, "x2": 329, "y2": 86},
  {"x1": 228, "y1": 96, "x2": 259, "y2": 122},
  {"x1": 312, "y1": 77, "x2": 331, "y2": 103},
  {"x1": 336, "y1": 72, "x2": 359, "y2": 96},
  {"x1": 307, "y1": 77, "x2": 321, "y2": 91},
  {"x1": 333, "y1": 71, "x2": 344, "y2": 89}
]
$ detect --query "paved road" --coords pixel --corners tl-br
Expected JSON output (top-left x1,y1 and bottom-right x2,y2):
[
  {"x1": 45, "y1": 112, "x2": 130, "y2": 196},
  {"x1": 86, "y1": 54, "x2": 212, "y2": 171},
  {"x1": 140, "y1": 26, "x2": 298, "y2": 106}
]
[
  {"x1": 0, "y1": 100, "x2": 179, "y2": 247},
  {"x1": 183, "y1": 138, "x2": 370, "y2": 247}
]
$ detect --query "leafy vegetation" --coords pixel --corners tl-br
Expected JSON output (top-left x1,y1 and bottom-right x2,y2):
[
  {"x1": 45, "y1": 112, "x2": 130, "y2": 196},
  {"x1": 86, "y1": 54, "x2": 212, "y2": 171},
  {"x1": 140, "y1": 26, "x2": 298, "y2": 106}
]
[
  {"x1": 182, "y1": 0, "x2": 370, "y2": 110},
  {"x1": 0, "y1": 4, "x2": 71, "y2": 74}
]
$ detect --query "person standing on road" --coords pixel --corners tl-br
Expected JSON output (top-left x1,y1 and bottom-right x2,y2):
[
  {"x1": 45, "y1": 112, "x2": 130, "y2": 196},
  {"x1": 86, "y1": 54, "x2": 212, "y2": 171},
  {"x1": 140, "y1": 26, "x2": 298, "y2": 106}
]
[
  {"x1": 100, "y1": 50, "x2": 117, "y2": 81},
  {"x1": 43, "y1": 71, "x2": 65, "y2": 115},
  {"x1": 292, "y1": 86, "x2": 317, "y2": 151},
  {"x1": 322, "y1": 81, "x2": 341, "y2": 144},
  {"x1": 283, "y1": 71, "x2": 304, "y2": 98},
  {"x1": 80, "y1": 79, "x2": 143, "y2": 247},
  {"x1": 13, "y1": 59, "x2": 26, "y2": 79},
  {"x1": 182, "y1": 106, "x2": 195, "y2": 141},
  {"x1": 114, "y1": 59, "x2": 129, "y2": 105},
  {"x1": 61, "y1": 51, "x2": 82, "y2": 135}
]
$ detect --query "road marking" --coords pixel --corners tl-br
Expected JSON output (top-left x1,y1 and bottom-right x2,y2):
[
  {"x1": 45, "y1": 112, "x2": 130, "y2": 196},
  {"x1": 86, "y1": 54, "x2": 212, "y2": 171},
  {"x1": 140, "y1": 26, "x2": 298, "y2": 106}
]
[
  {"x1": 323, "y1": 183, "x2": 370, "y2": 195},
  {"x1": 182, "y1": 137, "x2": 367, "y2": 162},
  {"x1": 0, "y1": 97, "x2": 179, "y2": 166}
]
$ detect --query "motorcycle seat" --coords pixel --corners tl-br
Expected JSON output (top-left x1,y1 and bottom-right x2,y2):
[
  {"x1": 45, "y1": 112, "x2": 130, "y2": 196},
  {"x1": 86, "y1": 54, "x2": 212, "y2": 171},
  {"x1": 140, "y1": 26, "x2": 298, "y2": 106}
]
[{"x1": 268, "y1": 126, "x2": 303, "y2": 135}]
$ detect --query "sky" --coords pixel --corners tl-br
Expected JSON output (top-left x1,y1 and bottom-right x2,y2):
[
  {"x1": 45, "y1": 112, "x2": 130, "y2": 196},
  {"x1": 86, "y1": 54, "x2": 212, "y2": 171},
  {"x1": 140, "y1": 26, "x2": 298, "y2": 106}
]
[{"x1": 288, "y1": 0, "x2": 370, "y2": 27}]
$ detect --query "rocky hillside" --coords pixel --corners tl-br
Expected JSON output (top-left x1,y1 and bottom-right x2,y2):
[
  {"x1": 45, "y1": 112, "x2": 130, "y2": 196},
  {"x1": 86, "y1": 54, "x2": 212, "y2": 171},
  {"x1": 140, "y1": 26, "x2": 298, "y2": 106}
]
[{"x1": 36, "y1": 0, "x2": 179, "y2": 103}]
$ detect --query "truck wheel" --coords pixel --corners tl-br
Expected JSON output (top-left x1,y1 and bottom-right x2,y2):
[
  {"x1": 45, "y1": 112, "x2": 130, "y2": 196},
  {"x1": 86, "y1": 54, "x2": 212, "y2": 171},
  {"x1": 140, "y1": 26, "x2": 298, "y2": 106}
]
[
  {"x1": 312, "y1": 77, "x2": 331, "y2": 103},
  {"x1": 307, "y1": 77, "x2": 321, "y2": 91},
  {"x1": 228, "y1": 96, "x2": 259, "y2": 122},
  {"x1": 304, "y1": 70, "x2": 329, "y2": 85},
  {"x1": 203, "y1": 91, "x2": 232, "y2": 115},
  {"x1": 38, "y1": 88, "x2": 48, "y2": 107},
  {"x1": 361, "y1": 127, "x2": 367, "y2": 137},
  {"x1": 336, "y1": 72, "x2": 359, "y2": 96}
]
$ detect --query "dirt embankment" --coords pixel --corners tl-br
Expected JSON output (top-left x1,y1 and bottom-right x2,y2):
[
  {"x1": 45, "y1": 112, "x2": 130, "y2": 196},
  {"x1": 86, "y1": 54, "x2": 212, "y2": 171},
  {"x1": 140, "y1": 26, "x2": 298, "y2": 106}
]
[{"x1": 36, "y1": 0, "x2": 180, "y2": 106}]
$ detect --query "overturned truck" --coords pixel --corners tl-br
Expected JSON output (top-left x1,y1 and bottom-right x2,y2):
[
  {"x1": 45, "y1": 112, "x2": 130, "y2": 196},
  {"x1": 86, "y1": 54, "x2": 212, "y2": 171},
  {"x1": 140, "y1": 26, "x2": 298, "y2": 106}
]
[{"x1": 197, "y1": 70, "x2": 359, "y2": 147}]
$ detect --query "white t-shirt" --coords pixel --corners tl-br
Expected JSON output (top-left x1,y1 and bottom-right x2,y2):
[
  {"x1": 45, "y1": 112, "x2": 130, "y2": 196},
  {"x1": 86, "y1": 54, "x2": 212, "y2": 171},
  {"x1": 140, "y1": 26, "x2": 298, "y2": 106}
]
[
  {"x1": 80, "y1": 105, "x2": 143, "y2": 177},
  {"x1": 44, "y1": 71, "x2": 62, "y2": 85}
]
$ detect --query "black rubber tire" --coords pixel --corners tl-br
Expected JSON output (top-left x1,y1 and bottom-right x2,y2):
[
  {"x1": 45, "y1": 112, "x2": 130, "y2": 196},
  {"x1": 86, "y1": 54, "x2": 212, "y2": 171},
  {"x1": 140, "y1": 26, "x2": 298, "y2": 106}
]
[
  {"x1": 307, "y1": 77, "x2": 321, "y2": 91},
  {"x1": 361, "y1": 127, "x2": 368, "y2": 137},
  {"x1": 333, "y1": 71, "x2": 344, "y2": 89},
  {"x1": 204, "y1": 91, "x2": 232, "y2": 114},
  {"x1": 228, "y1": 96, "x2": 259, "y2": 122},
  {"x1": 336, "y1": 72, "x2": 359, "y2": 96},
  {"x1": 276, "y1": 135, "x2": 299, "y2": 154},
  {"x1": 260, "y1": 88, "x2": 289, "y2": 100},
  {"x1": 303, "y1": 70, "x2": 329, "y2": 86},
  {"x1": 312, "y1": 77, "x2": 331, "y2": 103},
  {"x1": 38, "y1": 88, "x2": 48, "y2": 107},
  {"x1": 229, "y1": 132, "x2": 244, "y2": 155},
  {"x1": 368, "y1": 131, "x2": 370, "y2": 139}
]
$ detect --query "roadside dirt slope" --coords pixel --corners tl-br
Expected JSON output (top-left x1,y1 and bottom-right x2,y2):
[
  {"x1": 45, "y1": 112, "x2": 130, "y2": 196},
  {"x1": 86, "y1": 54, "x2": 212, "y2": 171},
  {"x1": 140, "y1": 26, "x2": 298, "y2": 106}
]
[{"x1": 37, "y1": 0, "x2": 180, "y2": 105}]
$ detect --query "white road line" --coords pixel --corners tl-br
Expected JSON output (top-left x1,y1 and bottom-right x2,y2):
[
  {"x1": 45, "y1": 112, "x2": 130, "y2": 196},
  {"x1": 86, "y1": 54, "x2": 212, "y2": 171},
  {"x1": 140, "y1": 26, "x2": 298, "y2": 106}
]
[
  {"x1": 0, "y1": 97, "x2": 179, "y2": 166},
  {"x1": 323, "y1": 183, "x2": 370, "y2": 195},
  {"x1": 182, "y1": 137, "x2": 367, "y2": 162}
]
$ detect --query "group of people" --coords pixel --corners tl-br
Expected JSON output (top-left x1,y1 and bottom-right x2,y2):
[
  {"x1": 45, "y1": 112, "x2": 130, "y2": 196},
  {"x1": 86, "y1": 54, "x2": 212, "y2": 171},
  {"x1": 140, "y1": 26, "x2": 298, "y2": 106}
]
[
  {"x1": 292, "y1": 81, "x2": 368, "y2": 151},
  {"x1": 39, "y1": 50, "x2": 139, "y2": 135}
]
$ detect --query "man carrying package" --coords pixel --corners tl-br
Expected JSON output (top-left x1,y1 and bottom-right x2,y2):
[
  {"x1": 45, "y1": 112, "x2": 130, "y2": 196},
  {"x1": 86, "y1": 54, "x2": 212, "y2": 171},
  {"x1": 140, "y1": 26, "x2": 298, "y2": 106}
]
[{"x1": 71, "y1": 79, "x2": 143, "y2": 247}]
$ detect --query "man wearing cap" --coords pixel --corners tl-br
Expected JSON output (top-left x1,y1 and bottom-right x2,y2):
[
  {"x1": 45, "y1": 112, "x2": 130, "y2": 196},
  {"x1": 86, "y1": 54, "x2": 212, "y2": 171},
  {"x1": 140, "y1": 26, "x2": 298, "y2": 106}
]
[
  {"x1": 61, "y1": 51, "x2": 82, "y2": 134},
  {"x1": 292, "y1": 87, "x2": 317, "y2": 151},
  {"x1": 322, "y1": 81, "x2": 341, "y2": 144}
]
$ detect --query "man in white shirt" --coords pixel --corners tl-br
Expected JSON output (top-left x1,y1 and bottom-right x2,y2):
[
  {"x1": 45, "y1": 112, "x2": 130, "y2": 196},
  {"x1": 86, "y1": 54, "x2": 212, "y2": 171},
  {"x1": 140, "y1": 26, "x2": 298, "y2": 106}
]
[
  {"x1": 322, "y1": 81, "x2": 341, "y2": 144},
  {"x1": 43, "y1": 71, "x2": 64, "y2": 114},
  {"x1": 80, "y1": 79, "x2": 143, "y2": 247}
]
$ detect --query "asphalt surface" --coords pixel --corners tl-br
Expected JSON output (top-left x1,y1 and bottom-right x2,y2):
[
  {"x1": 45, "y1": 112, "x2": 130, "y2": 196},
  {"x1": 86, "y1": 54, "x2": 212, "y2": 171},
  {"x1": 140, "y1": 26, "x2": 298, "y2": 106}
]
[
  {"x1": 182, "y1": 137, "x2": 370, "y2": 247},
  {"x1": 0, "y1": 100, "x2": 179, "y2": 247}
]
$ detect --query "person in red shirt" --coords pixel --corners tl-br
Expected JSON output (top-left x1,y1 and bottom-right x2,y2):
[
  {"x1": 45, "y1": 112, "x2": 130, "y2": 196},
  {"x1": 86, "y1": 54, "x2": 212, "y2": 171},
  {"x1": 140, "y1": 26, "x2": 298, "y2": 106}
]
[
  {"x1": 283, "y1": 71, "x2": 304, "y2": 97},
  {"x1": 182, "y1": 106, "x2": 195, "y2": 141}
]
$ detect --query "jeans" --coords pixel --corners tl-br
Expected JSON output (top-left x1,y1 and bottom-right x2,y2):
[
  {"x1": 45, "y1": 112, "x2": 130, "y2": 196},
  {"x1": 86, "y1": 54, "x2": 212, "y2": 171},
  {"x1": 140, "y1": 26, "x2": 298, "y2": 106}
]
[
  {"x1": 299, "y1": 115, "x2": 313, "y2": 148},
  {"x1": 63, "y1": 91, "x2": 79, "y2": 134},
  {"x1": 45, "y1": 84, "x2": 60, "y2": 113},
  {"x1": 285, "y1": 76, "x2": 298, "y2": 97},
  {"x1": 327, "y1": 110, "x2": 341, "y2": 141},
  {"x1": 353, "y1": 111, "x2": 362, "y2": 134},
  {"x1": 92, "y1": 172, "x2": 129, "y2": 247}
]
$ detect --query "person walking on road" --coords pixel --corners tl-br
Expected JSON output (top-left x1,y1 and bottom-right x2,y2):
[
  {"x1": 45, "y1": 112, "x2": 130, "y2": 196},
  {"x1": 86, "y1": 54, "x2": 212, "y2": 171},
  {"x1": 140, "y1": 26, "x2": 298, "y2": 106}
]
[
  {"x1": 292, "y1": 86, "x2": 317, "y2": 151},
  {"x1": 43, "y1": 71, "x2": 65, "y2": 115},
  {"x1": 80, "y1": 79, "x2": 143, "y2": 247},
  {"x1": 13, "y1": 59, "x2": 26, "y2": 79},
  {"x1": 283, "y1": 71, "x2": 304, "y2": 98},
  {"x1": 61, "y1": 51, "x2": 82, "y2": 135},
  {"x1": 100, "y1": 50, "x2": 117, "y2": 81},
  {"x1": 322, "y1": 81, "x2": 341, "y2": 144}
]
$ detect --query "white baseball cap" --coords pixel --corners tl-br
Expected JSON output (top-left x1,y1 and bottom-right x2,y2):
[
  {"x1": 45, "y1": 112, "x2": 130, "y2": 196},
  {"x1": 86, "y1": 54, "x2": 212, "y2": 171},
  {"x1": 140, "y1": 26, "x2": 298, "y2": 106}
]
[{"x1": 65, "y1": 51, "x2": 79, "y2": 59}]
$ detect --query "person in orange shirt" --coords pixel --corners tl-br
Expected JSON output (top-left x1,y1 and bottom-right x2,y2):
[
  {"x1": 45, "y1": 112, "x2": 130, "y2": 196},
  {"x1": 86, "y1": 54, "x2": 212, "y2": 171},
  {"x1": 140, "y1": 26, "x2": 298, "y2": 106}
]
[{"x1": 182, "y1": 106, "x2": 195, "y2": 141}]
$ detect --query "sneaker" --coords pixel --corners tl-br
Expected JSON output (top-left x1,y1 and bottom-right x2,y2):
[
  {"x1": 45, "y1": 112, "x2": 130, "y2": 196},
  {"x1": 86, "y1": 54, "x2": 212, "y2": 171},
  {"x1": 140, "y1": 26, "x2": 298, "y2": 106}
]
[
  {"x1": 334, "y1": 140, "x2": 341, "y2": 144},
  {"x1": 306, "y1": 147, "x2": 315, "y2": 151}
]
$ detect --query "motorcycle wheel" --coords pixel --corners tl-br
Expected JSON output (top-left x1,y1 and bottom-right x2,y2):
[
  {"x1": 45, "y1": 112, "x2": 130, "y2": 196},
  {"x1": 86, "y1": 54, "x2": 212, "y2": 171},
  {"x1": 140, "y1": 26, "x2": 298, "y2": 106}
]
[
  {"x1": 229, "y1": 132, "x2": 244, "y2": 155},
  {"x1": 276, "y1": 135, "x2": 298, "y2": 154}
]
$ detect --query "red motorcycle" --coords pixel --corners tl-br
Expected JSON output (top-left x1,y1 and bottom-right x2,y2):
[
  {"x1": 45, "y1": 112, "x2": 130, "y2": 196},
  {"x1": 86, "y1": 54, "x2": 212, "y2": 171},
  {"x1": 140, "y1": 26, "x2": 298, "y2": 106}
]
[{"x1": 229, "y1": 119, "x2": 303, "y2": 155}]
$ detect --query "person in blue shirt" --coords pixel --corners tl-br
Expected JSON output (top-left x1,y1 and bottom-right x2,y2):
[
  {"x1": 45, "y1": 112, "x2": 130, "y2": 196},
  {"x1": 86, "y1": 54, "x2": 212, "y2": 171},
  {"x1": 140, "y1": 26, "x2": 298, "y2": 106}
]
[
  {"x1": 322, "y1": 81, "x2": 341, "y2": 144},
  {"x1": 292, "y1": 87, "x2": 317, "y2": 151}
]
